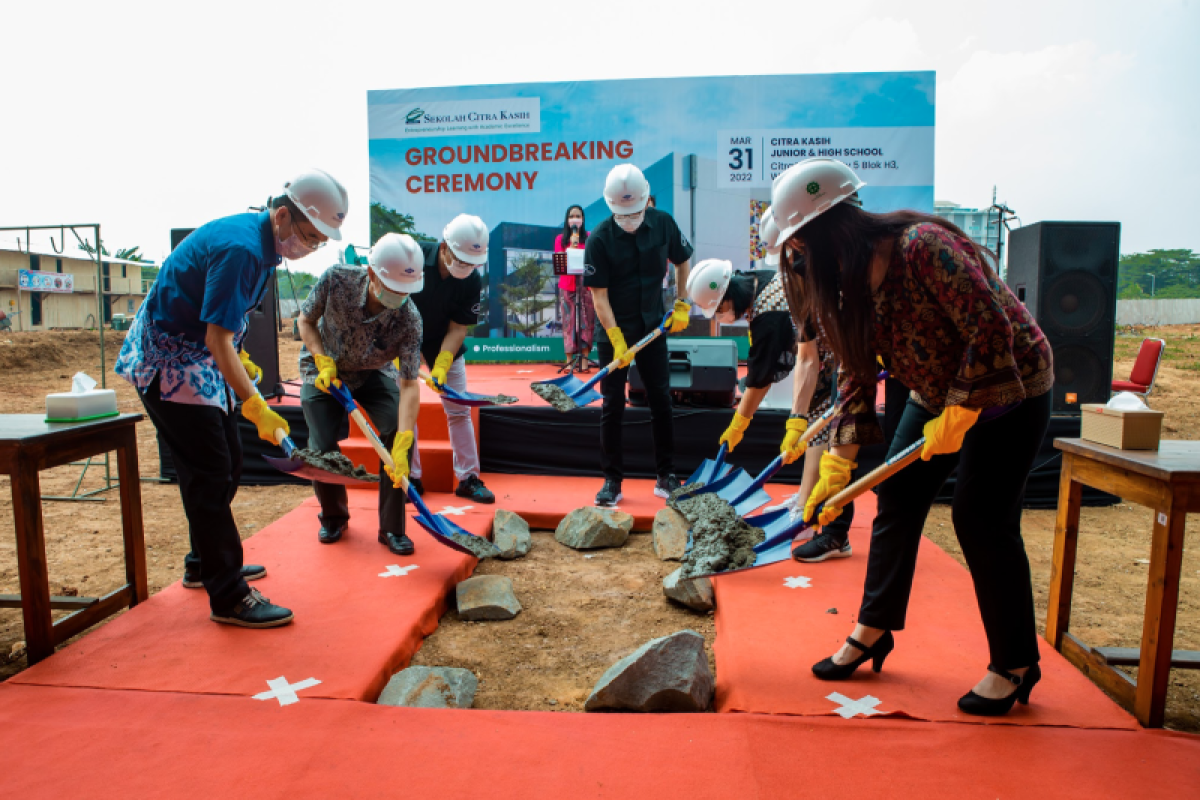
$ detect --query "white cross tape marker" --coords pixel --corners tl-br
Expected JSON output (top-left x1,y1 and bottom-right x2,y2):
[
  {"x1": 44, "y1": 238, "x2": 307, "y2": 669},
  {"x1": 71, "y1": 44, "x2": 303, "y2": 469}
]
[
  {"x1": 826, "y1": 692, "x2": 882, "y2": 719},
  {"x1": 253, "y1": 676, "x2": 322, "y2": 707},
  {"x1": 784, "y1": 576, "x2": 812, "y2": 589},
  {"x1": 379, "y1": 564, "x2": 420, "y2": 578},
  {"x1": 439, "y1": 505, "x2": 473, "y2": 516}
]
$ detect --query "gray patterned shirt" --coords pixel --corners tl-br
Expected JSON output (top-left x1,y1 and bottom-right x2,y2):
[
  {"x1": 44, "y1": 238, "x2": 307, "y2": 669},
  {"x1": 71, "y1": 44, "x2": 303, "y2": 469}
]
[{"x1": 298, "y1": 265, "x2": 422, "y2": 390}]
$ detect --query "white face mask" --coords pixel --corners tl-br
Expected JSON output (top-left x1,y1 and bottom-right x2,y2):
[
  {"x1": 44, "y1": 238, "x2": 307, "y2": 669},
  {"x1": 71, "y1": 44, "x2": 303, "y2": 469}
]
[
  {"x1": 714, "y1": 309, "x2": 736, "y2": 324},
  {"x1": 447, "y1": 258, "x2": 476, "y2": 280},
  {"x1": 615, "y1": 211, "x2": 644, "y2": 234}
]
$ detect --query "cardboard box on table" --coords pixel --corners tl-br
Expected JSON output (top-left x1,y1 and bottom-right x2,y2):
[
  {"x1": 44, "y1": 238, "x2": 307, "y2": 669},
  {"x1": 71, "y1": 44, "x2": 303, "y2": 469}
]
[{"x1": 1080, "y1": 404, "x2": 1164, "y2": 450}]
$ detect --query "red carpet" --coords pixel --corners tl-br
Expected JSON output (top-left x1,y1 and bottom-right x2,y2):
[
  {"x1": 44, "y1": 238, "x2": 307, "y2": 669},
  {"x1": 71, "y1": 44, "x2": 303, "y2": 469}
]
[
  {"x1": 9, "y1": 495, "x2": 480, "y2": 701},
  {"x1": 1, "y1": 683, "x2": 1196, "y2": 799},
  {"x1": 712, "y1": 493, "x2": 1137, "y2": 729}
]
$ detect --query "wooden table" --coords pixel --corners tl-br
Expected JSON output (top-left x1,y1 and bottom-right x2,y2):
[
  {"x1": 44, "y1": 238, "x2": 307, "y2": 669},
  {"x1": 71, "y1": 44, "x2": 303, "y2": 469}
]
[
  {"x1": 0, "y1": 414, "x2": 147, "y2": 665},
  {"x1": 1045, "y1": 438, "x2": 1200, "y2": 727}
]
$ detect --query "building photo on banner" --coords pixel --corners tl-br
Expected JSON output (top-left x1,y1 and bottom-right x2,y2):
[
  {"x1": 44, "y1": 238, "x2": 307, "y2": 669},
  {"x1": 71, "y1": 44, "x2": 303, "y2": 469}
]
[{"x1": 368, "y1": 71, "x2": 935, "y2": 362}]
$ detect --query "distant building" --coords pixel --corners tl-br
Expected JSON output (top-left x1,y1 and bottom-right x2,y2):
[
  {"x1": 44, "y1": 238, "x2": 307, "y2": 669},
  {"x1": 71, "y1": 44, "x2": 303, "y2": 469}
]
[
  {"x1": 934, "y1": 201, "x2": 1001, "y2": 253},
  {"x1": 0, "y1": 245, "x2": 152, "y2": 331}
]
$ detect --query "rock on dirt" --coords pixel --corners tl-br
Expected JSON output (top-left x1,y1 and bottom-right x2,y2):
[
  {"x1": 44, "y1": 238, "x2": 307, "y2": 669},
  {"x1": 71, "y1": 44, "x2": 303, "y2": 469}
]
[
  {"x1": 377, "y1": 666, "x2": 477, "y2": 709},
  {"x1": 493, "y1": 509, "x2": 532, "y2": 560},
  {"x1": 555, "y1": 507, "x2": 633, "y2": 550},
  {"x1": 652, "y1": 508, "x2": 689, "y2": 561},
  {"x1": 662, "y1": 567, "x2": 715, "y2": 612},
  {"x1": 456, "y1": 575, "x2": 522, "y2": 621},
  {"x1": 584, "y1": 630, "x2": 714, "y2": 713}
]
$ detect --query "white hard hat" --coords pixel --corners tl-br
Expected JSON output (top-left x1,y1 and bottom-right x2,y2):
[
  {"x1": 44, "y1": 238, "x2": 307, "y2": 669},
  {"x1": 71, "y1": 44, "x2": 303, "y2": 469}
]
[
  {"x1": 369, "y1": 233, "x2": 425, "y2": 294},
  {"x1": 283, "y1": 168, "x2": 350, "y2": 241},
  {"x1": 770, "y1": 158, "x2": 865, "y2": 244},
  {"x1": 686, "y1": 259, "x2": 734, "y2": 319},
  {"x1": 603, "y1": 164, "x2": 650, "y2": 214},
  {"x1": 443, "y1": 214, "x2": 489, "y2": 265},
  {"x1": 760, "y1": 207, "x2": 783, "y2": 267}
]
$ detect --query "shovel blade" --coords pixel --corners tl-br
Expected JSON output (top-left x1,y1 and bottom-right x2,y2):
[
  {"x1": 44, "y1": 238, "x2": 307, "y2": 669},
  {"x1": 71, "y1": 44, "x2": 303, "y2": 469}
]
[
  {"x1": 687, "y1": 459, "x2": 732, "y2": 487},
  {"x1": 732, "y1": 487, "x2": 773, "y2": 517},
  {"x1": 412, "y1": 514, "x2": 485, "y2": 556},
  {"x1": 262, "y1": 454, "x2": 376, "y2": 487}
]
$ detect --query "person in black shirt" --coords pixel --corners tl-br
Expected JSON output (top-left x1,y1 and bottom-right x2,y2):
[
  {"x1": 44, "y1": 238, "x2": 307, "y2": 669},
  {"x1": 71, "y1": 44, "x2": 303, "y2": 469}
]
[
  {"x1": 408, "y1": 214, "x2": 495, "y2": 503},
  {"x1": 584, "y1": 164, "x2": 693, "y2": 505}
]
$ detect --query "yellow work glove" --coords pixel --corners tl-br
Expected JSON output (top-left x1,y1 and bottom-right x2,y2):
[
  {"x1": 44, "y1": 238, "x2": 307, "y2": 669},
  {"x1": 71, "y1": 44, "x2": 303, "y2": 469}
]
[
  {"x1": 241, "y1": 394, "x2": 290, "y2": 445},
  {"x1": 313, "y1": 354, "x2": 338, "y2": 394},
  {"x1": 921, "y1": 406, "x2": 981, "y2": 461},
  {"x1": 667, "y1": 299, "x2": 691, "y2": 334},
  {"x1": 719, "y1": 412, "x2": 753, "y2": 452},
  {"x1": 780, "y1": 416, "x2": 809, "y2": 465},
  {"x1": 426, "y1": 351, "x2": 454, "y2": 393},
  {"x1": 607, "y1": 327, "x2": 634, "y2": 369},
  {"x1": 803, "y1": 451, "x2": 857, "y2": 528},
  {"x1": 385, "y1": 431, "x2": 414, "y2": 489},
  {"x1": 238, "y1": 349, "x2": 262, "y2": 383}
]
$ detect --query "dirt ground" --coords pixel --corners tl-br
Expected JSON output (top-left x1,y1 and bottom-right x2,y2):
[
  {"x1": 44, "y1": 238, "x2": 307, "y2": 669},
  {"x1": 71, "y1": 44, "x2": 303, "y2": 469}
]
[{"x1": 0, "y1": 324, "x2": 1197, "y2": 731}]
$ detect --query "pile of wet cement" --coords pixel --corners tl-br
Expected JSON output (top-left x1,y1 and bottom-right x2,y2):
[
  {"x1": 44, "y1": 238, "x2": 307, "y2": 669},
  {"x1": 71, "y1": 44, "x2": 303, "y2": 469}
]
[
  {"x1": 671, "y1": 490, "x2": 765, "y2": 579},
  {"x1": 489, "y1": 393, "x2": 519, "y2": 405},
  {"x1": 530, "y1": 383, "x2": 579, "y2": 412},
  {"x1": 294, "y1": 448, "x2": 379, "y2": 482}
]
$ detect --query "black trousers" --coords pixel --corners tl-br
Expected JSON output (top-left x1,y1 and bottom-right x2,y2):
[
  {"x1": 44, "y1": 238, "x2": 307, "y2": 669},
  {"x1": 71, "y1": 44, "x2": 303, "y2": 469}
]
[
  {"x1": 858, "y1": 390, "x2": 1052, "y2": 669},
  {"x1": 598, "y1": 332, "x2": 674, "y2": 481},
  {"x1": 300, "y1": 372, "x2": 406, "y2": 535},
  {"x1": 140, "y1": 378, "x2": 248, "y2": 614}
]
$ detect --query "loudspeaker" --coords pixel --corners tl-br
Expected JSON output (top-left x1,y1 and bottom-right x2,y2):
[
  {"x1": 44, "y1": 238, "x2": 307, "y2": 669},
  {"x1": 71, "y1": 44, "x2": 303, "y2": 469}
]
[
  {"x1": 1007, "y1": 222, "x2": 1120, "y2": 414},
  {"x1": 170, "y1": 228, "x2": 196, "y2": 251},
  {"x1": 629, "y1": 338, "x2": 738, "y2": 407},
  {"x1": 244, "y1": 278, "x2": 283, "y2": 398}
]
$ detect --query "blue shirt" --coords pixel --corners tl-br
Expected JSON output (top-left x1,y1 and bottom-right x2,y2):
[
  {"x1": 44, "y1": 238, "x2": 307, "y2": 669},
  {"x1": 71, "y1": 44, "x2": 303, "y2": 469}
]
[{"x1": 115, "y1": 211, "x2": 280, "y2": 410}]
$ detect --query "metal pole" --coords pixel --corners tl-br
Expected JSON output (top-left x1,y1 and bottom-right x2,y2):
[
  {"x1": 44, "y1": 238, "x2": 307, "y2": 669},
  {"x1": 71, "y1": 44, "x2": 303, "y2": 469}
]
[{"x1": 96, "y1": 224, "x2": 105, "y2": 388}]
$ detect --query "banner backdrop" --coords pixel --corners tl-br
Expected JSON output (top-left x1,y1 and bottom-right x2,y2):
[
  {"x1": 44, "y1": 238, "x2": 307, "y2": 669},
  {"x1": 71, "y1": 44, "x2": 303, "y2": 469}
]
[
  {"x1": 368, "y1": 71, "x2": 935, "y2": 361},
  {"x1": 19, "y1": 270, "x2": 74, "y2": 293}
]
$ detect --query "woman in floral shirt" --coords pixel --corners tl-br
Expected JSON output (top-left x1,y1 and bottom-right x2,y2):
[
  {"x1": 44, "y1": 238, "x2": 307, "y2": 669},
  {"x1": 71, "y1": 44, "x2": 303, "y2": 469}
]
[{"x1": 774, "y1": 159, "x2": 1053, "y2": 716}]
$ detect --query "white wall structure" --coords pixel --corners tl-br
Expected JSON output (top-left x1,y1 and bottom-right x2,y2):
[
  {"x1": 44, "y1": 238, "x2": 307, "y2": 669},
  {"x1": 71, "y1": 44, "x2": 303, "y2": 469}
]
[
  {"x1": 671, "y1": 154, "x2": 771, "y2": 272},
  {"x1": 1116, "y1": 299, "x2": 1200, "y2": 326}
]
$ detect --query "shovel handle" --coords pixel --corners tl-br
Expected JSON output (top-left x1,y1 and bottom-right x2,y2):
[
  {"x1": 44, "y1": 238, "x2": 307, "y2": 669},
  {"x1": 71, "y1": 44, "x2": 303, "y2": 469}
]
[
  {"x1": 579, "y1": 312, "x2": 673, "y2": 392},
  {"x1": 272, "y1": 428, "x2": 296, "y2": 457},
  {"x1": 343, "y1": 405, "x2": 422, "y2": 497},
  {"x1": 824, "y1": 436, "x2": 925, "y2": 511}
]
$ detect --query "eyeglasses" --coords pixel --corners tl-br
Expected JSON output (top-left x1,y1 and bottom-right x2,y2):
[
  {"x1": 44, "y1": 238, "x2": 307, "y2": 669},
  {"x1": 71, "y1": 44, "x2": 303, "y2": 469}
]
[
  {"x1": 614, "y1": 211, "x2": 643, "y2": 221},
  {"x1": 292, "y1": 215, "x2": 326, "y2": 251}
]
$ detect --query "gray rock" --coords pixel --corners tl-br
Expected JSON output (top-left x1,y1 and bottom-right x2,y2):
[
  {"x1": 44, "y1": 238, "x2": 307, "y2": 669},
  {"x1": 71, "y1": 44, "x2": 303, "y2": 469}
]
[
  {"x1": 492, "y1": 509, "x2": 532, "y2": 560},
  {"x1": 652, "y1": 508, "x2": 689, "y2": 561},
  {"x1": 456, "y1": 575, "x2": 521, "y2": 621},
  {"x1": 377, "y1": 666, "x2": 477, "y2": 709},
  {"x1": 584, "y1": 630, "x2": 714, "y2": 713},
  {"x1": 662, "y1": 567, "x2": 715, "y2": 612},
  {"x1": 555, "y1": 507, "x2": 633, "y2": 550}
]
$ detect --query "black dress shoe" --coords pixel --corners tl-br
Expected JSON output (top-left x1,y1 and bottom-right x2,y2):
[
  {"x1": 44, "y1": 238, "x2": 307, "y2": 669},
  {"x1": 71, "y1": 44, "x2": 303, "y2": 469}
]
[
  {"x1": 812, "y1": 631, "x2": 895, "y2": 680},
  {"x1": 958, "y1": 664, "x2": 1041, "y2": 716},
  {"x1": 210, "y1": 588, "x2": 294, "y2": 628},
  {"x1": 183, "y1": 564, "x2": 266, "y2": 589},
  {"x1": 318, "y1": 523, "x2": 347, "y2": 544},
  {"x1": 379, "y1": 530, "x2": 415, "y2": 556}
]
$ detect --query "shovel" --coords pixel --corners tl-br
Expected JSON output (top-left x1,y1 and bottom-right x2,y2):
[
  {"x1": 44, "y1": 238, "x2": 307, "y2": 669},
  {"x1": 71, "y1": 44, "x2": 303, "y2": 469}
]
[
  {"x1": 686, "y1": 443, "x2": 732, "y2": 487},
  {"x1": 531, "y1": 312, "x2": 672, "y2": 412},
  {"x1": 420, "y1": 370, "x2": 519, "y2": 408},
  {"x1": 327, "y1": 382, "x2": 500, "y2": 559},
  {"x1": 257, "y1": 391, "x2": 376, "y2": 487},
  {"x1": 686, "y1": 436, "x2": 927, "y2": 579}
]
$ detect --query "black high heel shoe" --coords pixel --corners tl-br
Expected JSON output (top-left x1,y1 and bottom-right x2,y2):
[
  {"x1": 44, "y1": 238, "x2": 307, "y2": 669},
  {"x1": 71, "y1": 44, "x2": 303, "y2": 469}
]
[
  {"x1": 957, "y1": 664, "x2": 1041, "y2": 716},
  {"x1": 812, "y1": 631, "x2": 894, "y2": 680}
]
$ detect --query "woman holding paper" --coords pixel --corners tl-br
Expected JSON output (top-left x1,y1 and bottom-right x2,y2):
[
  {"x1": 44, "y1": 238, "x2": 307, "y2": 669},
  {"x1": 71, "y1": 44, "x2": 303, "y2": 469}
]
[{"x1": 555, "y1": 205, "x2": 595, "y2": 370}]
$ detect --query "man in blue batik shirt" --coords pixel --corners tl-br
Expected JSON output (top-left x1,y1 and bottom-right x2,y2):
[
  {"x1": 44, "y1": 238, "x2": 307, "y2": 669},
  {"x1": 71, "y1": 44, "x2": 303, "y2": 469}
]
[{"x1": 116, "y1": 168, "x2": 349, "y2": 628}]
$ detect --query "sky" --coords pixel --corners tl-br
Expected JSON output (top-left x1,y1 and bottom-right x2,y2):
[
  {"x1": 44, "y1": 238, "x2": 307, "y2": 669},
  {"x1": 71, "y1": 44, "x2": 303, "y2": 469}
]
[{"x1": 1, "y1": 0, "x2": 1196, "y2": 271}]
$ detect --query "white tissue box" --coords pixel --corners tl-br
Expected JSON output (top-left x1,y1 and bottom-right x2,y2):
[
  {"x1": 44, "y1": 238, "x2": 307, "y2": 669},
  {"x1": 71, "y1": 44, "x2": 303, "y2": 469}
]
[
  {"x1": 1080, "y1": 404, "x2": 1163, "y2": 450},
  {"x1": 45, "y1": 389, "x2": 118, "y2": 422}
]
